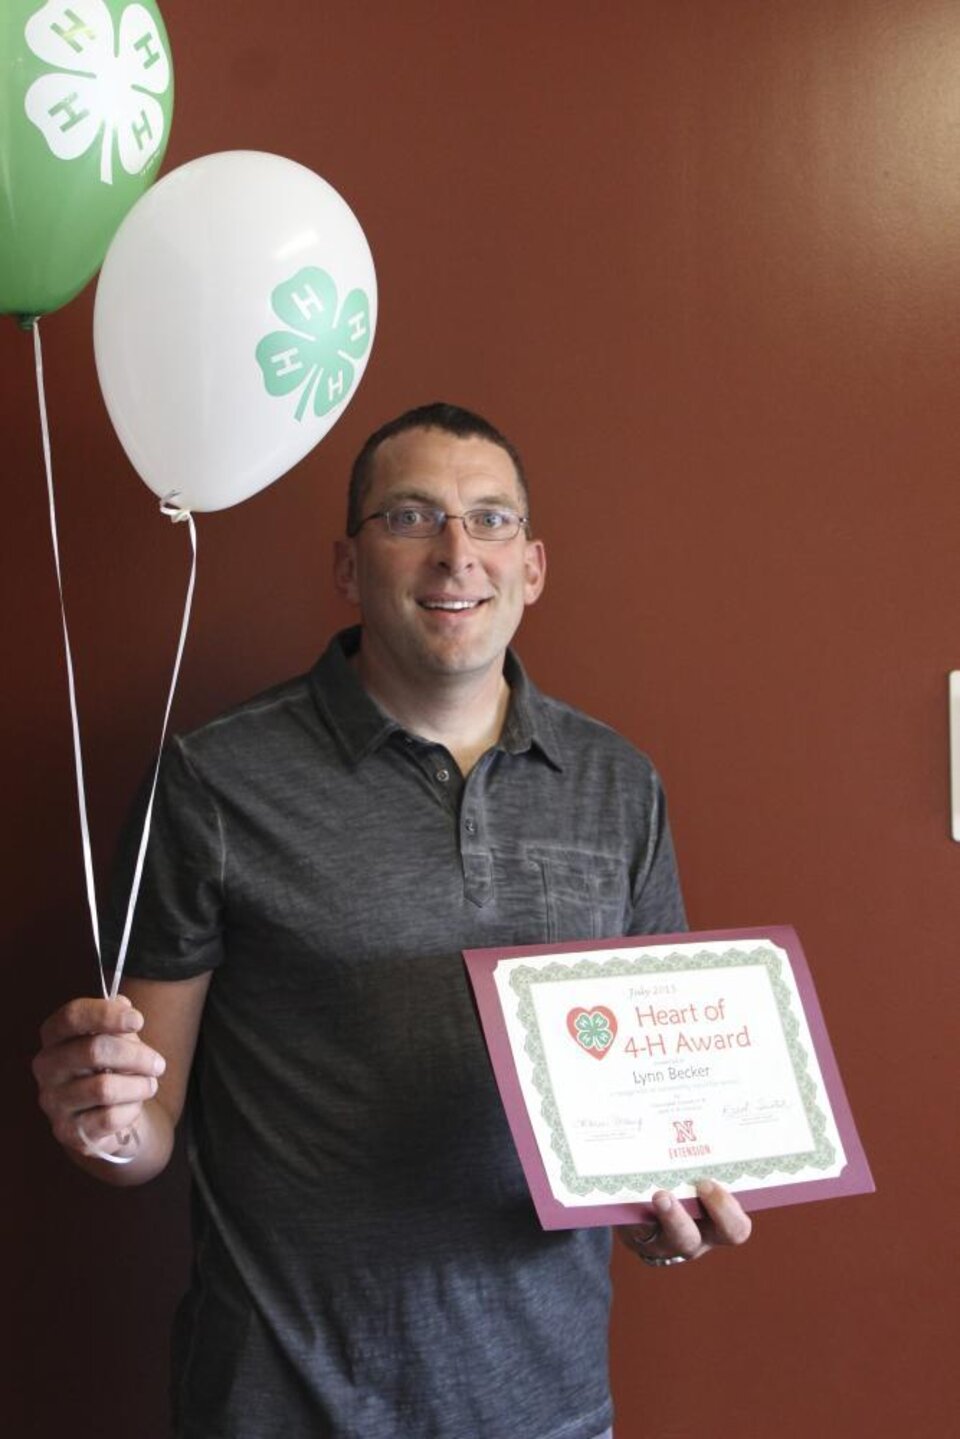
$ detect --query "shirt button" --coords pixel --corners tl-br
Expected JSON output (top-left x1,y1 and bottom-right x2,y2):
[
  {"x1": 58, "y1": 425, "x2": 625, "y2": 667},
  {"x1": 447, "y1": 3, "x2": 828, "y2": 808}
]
[
  {"x1": 435, "y1": 768, "x2": 450, "y2": 783},
  {"x1": 465, "y1": 818, "x2": 477, "y2": 834}
]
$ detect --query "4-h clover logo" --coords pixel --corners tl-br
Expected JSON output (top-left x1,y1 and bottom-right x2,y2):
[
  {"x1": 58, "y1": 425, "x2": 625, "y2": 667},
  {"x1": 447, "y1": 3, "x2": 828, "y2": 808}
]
[
  {"x1": 566, "y1": 1005, "x2": 618, "y2": 1060},
  {"x1": 23, "y1": 0, "x2": 171, "y2": 186},
  {"x1": 256, "y1": 267, "x2": 372, "y2": 422}
]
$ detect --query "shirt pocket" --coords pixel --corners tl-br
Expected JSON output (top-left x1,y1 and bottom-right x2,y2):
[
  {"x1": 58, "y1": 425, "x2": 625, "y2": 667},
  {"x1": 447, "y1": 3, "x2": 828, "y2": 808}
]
[{"x1": 525, "y1": 847, "x2": 631, "y2": 943}]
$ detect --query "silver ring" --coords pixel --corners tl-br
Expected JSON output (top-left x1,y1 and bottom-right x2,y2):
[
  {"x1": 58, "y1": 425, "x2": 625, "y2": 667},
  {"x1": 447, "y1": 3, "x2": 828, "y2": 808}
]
[
  {"x1": 632, "y1": 1223, "x2": 661, "y2": 1246},
  {"x1": 641, "y1": 1254, "x2": 689, "y2": 1267}
]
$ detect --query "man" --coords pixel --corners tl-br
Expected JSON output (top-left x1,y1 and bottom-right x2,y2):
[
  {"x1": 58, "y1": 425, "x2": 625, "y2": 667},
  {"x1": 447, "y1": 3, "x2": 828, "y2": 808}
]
[{"x1": 34, "y1": 404, "x2": 750, "y2": 1439}]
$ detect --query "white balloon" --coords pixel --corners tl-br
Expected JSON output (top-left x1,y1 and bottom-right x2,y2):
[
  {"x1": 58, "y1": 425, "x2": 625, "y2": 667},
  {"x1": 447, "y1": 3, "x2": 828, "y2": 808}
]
[{"x1": 94, "y1": 151, "x2": 377, "y2": 512}]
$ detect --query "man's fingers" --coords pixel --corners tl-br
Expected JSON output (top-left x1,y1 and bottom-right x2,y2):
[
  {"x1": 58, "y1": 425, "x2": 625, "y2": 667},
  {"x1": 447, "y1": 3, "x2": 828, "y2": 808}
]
[
  {"x1": 616, "y1": 1190, "x2": 705, "y2": 1262},
  {"x1": 39, "y1": 996, "x2": 142, "y2": 1048},
  {"x1": 33, "y1": 993, "x2": 168, "y2": 1159},
  {"x1": 33, "y1": 1031, "x2": 164, "y2": 1090},
  {"x1": 69, "y1": 1070, "x2": 159, "y2": 1112},
  {"x1": 695, "y1": 1179, "x2": 752, "y2": 1246},
  {"x1": 649, "y1": 1190, "x2": 705, "y2": 1257},
  {"x1": 40, "y1": 1068, "x2": 158, "y2": 1127},
  {"x1": 619, "y1": 1182, "x2": 753, "y2": 1265},
  {"x1": 60, "y1": 1102, "x2": 146, "y2": 1152}
]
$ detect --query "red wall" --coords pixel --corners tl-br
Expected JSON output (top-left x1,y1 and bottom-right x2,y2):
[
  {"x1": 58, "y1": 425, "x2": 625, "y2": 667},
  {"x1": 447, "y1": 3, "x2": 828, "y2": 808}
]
[{"x1": 5, "y1": 2, "x2": 957, "y2": 1434}]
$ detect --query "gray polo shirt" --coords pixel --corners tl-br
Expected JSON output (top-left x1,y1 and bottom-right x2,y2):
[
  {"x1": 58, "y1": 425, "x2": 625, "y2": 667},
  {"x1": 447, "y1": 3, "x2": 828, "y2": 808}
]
[{"x1": 116, "y1": 627, "x2": 686, "y2": 1439}]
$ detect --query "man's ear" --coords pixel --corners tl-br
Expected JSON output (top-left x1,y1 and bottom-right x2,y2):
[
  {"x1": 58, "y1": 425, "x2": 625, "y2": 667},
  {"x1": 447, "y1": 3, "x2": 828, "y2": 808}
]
[
  {"x1": 523, "y1": 538, "x2": 547, "y2": 606},
  {"x1": 333, "y1": 538, "x2": 361, "y2": 606}
]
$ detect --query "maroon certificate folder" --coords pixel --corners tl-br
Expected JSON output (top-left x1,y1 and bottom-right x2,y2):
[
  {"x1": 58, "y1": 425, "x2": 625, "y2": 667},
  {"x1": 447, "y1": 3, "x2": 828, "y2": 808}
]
[{"x1": 464, "y1": 926, "x2": 874, "y2": 1229}]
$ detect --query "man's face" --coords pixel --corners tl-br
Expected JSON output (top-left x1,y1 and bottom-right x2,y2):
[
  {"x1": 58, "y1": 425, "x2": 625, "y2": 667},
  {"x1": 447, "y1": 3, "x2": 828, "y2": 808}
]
[{"x1": 334, "y1": 427, "x2": 546, "y2": 687}]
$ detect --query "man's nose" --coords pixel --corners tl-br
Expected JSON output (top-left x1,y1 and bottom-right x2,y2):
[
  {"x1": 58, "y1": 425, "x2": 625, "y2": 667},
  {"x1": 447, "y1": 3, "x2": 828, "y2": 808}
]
[{"x1": 431, "y1": 516, "x2": 477, "y2": 571}]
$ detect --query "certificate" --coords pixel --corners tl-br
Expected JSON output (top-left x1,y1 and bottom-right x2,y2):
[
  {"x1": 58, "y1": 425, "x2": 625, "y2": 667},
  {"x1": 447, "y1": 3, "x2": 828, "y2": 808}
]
[{"x1": 463, "y1": 926, "x2": 874, "y2": 1229}]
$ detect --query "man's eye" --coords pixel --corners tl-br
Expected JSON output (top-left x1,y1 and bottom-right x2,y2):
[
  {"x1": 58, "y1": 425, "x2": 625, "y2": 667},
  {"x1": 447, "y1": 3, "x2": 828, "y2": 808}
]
[
  {"x1": 394, "y1": 508, "x2": 427, "y2": 528},
  {"x1": 474, "y1": 509, "x2": 509, "y2": 529}
]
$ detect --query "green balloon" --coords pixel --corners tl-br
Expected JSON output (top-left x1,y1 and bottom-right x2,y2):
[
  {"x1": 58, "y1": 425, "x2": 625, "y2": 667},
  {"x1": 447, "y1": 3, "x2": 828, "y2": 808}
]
[{"x1": 0, "y1": 0, "x2": 174, "y2": 321}]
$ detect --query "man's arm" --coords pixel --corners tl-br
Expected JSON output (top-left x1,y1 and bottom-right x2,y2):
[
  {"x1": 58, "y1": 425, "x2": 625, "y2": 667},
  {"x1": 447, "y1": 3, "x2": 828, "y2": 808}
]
[{"x1": 33, "y1": 974, "x2": 211, "y2": 1187}]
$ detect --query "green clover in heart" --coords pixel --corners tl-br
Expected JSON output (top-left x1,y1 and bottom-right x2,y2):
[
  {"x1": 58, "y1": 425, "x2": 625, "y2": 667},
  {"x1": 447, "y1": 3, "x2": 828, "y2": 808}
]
[
  {"x1": 255, "y1": 267, "x2": 372, "y2": 422},
  {"x1": 574, "y1": 1011, "x2": 613, "y2": 1052}
]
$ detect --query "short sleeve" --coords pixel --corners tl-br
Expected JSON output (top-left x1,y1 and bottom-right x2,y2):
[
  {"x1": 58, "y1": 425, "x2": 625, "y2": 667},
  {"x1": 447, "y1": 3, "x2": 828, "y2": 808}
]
[
  {"x1": 104, "y1": 737, "x2": 226, "y2": 979},
  {"x1": 627, "y1": 768, "x2": 688, "y2": 937}
]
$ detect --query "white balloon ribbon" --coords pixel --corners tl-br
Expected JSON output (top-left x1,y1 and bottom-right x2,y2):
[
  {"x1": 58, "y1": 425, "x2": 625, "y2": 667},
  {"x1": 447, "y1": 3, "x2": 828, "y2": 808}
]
[
  {"x1": 33, "y1": 321, "x2": 197, "y2": 1163},
  {"x1": 111, "y1": 489, "x2": 196, "y2": 1000}
]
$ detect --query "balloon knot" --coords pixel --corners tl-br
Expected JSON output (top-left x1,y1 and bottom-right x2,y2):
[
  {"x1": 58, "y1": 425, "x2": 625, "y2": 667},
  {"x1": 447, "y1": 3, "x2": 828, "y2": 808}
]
[{"x1": 160, "y1": 491, "x2": 192, "y2": 524}]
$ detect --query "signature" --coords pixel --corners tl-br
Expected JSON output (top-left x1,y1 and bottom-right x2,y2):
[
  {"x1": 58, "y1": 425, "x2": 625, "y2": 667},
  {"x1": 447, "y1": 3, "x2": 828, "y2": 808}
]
[
  {"x1": 722, "y1": 1098, "x2": 790, "y2": 1120},
  {"x1": 572, "y1": 1115, "x2": 643, "y2": 1132}
]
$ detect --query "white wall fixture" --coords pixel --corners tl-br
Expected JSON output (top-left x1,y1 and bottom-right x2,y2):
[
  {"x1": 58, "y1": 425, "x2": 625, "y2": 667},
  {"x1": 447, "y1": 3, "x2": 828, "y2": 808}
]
[{"x1": 950, "y1": 673, "x2": 960, "y2": 841}]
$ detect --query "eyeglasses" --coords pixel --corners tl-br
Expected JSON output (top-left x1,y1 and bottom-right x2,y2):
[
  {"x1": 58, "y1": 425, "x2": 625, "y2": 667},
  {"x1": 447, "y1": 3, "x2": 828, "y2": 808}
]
[{"x1": 353, "y1": 506, "x2": 529, "y2": 541}]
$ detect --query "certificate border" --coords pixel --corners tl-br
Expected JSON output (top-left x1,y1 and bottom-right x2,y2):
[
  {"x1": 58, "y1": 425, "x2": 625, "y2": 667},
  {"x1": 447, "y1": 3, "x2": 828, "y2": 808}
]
[
  {"x1": 511, "y1": 946, "x2": 836, "y2": 1195},
  {"x1": 463, "y1": 925, "x2": 875, "y2": 1230}
]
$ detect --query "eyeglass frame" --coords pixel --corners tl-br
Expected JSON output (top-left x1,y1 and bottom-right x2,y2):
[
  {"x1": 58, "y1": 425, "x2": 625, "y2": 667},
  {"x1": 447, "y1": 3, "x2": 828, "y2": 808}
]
[{"x1": 349, "y1": 505, "x2": 531, "y2": 542}]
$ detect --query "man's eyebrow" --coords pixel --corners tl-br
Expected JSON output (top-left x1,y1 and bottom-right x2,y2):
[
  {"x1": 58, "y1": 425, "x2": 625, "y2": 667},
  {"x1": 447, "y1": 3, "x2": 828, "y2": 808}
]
[
  {"x1": 378, "y1": 488, "x2": 521, "y2": 509},
  {"x1": 376, "y1": 488, "x2": 441, "y2": 507},
  {"x1": 469, "y1": 494, "x2": 523, "y2": 509}
]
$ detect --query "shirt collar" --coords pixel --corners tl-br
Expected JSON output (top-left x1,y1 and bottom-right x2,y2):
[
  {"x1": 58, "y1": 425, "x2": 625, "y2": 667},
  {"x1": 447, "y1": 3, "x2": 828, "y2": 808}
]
[
  {"x1": 309, "y1": 626, "x2": 564, "y2": 771},
  {"x1": 308, "y1": 627, "x2": 397, "y2": 764},
  {"x1": 499, "y1": 650, "x2": 563, "y2": 769}
]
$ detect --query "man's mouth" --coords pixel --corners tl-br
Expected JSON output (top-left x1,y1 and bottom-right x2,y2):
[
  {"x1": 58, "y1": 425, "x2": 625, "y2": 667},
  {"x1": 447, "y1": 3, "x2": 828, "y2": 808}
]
[{"x1": 418, "y1": 598, "x2": 489, "y2": 611}]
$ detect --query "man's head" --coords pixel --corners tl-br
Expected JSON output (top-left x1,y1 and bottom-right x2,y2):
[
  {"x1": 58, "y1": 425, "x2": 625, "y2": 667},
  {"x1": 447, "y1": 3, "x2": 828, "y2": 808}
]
[
  {"x1": 334, "y1": 405, "x2": 545, "y2": 694},
  {"x1": 346, "y1": 402, "x2": 529, "y2": 537}
]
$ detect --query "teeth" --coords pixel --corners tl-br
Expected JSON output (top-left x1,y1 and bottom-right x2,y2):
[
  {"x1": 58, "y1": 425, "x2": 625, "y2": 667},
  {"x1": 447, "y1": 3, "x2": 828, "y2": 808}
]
[{"x1": 421, "y1": 600, "x2": 480, "y2": 610}]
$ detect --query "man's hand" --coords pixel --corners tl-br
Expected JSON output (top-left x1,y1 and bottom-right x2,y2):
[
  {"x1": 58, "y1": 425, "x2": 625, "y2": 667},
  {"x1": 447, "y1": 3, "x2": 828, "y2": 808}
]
[
  {"x1": 32, "y1": 995, "x2": 166, "y2": 1162},
  {"x1": 617, "y1": 1180, "x2": 752, "y2": 1266}
]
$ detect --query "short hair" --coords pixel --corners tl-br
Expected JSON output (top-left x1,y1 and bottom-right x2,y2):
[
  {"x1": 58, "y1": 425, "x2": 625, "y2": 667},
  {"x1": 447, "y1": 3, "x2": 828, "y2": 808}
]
[{"x1": 346, "y1": 402, "x2": 528, "y2": 535}]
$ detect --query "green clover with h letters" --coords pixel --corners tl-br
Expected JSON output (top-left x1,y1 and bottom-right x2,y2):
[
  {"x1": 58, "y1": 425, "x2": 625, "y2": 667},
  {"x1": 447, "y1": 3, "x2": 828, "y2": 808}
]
[{"x1": 256, "y1": 267, "x2": 371, "y2": 422}]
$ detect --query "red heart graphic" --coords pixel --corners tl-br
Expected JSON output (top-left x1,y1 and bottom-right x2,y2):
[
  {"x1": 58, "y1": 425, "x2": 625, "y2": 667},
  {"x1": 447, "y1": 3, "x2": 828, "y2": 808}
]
[{"x1": 566, "y1": 1005, "x2": 617, "y2": 1060}]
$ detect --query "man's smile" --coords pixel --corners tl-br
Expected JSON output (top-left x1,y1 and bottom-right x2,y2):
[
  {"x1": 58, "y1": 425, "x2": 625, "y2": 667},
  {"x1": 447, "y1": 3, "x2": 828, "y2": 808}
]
[{"x1": 417, "y1": 596, "x2": 491, "y2": 611}]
